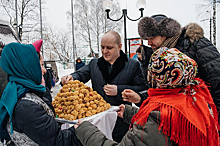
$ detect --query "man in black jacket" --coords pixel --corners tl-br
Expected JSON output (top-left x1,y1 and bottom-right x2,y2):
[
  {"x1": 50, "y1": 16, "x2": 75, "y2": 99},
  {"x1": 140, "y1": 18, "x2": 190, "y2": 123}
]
[
  {"x1": 61, "y1": 30, "x2": 147, "y2": 142},
  {"x1": 122, "y1": 14, "x2": 220, "y2": 113}
]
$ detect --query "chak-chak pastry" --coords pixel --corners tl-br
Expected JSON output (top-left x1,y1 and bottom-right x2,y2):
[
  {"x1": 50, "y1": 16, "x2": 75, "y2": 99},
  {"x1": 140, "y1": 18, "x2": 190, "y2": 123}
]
[{"x1": 52, "y1": 80, "x2": 111, "y2": 121}]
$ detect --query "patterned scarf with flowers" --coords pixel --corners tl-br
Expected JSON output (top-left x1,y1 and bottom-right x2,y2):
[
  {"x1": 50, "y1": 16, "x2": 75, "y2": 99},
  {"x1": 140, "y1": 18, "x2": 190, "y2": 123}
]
[{"x1": 131, "y1": 47, "x2": 219, "y2": 146}]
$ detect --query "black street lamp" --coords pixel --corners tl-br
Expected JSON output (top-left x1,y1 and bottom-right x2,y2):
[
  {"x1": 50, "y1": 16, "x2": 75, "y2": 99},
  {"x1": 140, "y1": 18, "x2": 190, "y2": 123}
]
[{"x1": 103, "y1": 0, "x2": 146, "y2": 56}]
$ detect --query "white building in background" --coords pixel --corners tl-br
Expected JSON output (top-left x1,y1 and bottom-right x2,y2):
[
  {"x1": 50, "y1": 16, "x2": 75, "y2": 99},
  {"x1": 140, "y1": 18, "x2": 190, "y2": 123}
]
[{"x1": 0, "y1": 19, "x2": 20, "y2": 49}]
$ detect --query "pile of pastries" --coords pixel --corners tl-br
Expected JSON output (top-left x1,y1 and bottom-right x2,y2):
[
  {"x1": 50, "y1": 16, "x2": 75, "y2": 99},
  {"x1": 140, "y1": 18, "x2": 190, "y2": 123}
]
[{"x1": 52, "y1": 80, "x2": 111, "y2": 120}]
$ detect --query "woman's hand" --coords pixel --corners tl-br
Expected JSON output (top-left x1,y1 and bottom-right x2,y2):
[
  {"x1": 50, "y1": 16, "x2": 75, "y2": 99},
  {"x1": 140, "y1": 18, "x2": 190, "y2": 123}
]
[
  {"x1": 74, "y1": 120, "x2": 83, "y2": 129},
  {"x1": 122, "y1": 89, "x2": 141, "y2": 103},
  {"x1": 117, "y1": 104, "x2": 125, "y2": 118}
]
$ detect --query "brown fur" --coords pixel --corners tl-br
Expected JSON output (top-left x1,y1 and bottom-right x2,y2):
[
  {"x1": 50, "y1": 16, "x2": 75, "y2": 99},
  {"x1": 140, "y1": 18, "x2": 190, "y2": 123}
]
[{"x1": 183, "y1": 23, "x2": 204, "y2": 43}]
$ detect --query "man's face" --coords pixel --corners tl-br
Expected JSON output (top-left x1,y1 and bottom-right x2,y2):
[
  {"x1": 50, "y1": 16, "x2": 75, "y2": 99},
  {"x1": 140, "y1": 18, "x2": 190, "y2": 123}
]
[
  {"x1": 101, "y1": 33, "x2": 122, "y2": 64},
  {"x1": 147, "y1": 36, "x2": 166, "y2": 51},
  {"x1": 136, "y1": 52, "x2": 142, "y2": 61}
]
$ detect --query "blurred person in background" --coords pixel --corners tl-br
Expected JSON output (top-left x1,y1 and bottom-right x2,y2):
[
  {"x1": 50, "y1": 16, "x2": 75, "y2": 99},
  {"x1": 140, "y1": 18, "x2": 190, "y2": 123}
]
[
  {"x1": 136, "y1": 45, "x2": 153, "y2": 82},
  {"x1": 76, "y1": 57, "x2": 85, "y2": 70}
]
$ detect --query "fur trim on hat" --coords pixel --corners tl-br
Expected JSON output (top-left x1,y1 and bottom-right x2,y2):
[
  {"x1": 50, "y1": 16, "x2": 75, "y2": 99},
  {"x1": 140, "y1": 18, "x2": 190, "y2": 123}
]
[
  {"x1": 183, "y1": 23, "x2": 204, "y2": 43},
  {"x1": 138, "y1": 17, "x2": 181, "y2": 39}
]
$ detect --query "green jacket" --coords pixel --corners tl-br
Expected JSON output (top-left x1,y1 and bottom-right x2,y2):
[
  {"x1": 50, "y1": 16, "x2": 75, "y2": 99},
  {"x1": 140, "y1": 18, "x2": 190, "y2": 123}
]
[{"x1": 75, "y1": 105, "x2": 176, "y2": 146}]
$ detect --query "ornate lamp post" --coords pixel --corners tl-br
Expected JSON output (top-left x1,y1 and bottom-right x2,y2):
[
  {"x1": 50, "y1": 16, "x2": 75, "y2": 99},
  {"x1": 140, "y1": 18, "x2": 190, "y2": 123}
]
[
  {"x1": 103, "y1": 0, "x2": 146, "y2": 56},
  {"x1": 39, "y1": 0, "x2": 44, "y2": 57}
]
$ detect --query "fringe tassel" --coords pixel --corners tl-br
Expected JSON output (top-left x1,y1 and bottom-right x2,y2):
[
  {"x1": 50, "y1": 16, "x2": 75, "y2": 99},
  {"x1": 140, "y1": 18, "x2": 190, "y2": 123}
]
[
  {"x1": 132, "y1": 101, "x2": 219, "y2": 146},
  {"x1": 159, "y1": 104, "x2": 219, "y2": 146}
]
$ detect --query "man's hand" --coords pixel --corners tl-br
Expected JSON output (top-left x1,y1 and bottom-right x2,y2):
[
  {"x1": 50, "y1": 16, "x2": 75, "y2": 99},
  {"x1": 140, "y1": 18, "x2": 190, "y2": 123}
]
[
  {"x1": 122, "y1": 89, "x2": 141, "y2": 103},
  {"x1": 117, "y1": 104, "x2": 125, "y2": 118},
  {"x1": 103, "y1": 84, "x2": 117, "y2": 96},
  {"x1": 61, "y1": 75, "x2": 73, "y2": 85}
]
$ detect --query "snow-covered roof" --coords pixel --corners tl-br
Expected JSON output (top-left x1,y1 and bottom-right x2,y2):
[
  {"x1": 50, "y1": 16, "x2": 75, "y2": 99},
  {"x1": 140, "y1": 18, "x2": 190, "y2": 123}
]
[{"x1": 0, "y1": 20, "x2": 20, "y2": 46}]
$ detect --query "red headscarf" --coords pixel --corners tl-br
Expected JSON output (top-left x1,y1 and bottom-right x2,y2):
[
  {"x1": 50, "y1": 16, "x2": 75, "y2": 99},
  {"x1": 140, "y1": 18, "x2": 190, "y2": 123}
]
[{"x1": 131, "y1": 48, "x2": 219, "y2": 146}]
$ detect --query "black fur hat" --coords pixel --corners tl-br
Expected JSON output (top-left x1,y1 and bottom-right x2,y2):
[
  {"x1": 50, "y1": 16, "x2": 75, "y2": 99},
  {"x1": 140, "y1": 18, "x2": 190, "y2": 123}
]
[{"x1": 138, "y1": 14, "x2": 181, "y2": 39}]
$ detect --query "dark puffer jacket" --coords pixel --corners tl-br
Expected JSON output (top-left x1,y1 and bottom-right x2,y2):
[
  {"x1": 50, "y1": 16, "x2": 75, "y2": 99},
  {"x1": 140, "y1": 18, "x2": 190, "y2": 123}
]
[
  {"x1": 175, "y1": 23, "x2": 220, "y2": 108},
  {"x1": 140, "y1": 23, "x2": 220, "y2": 109},
  {"x1": 71, "y1": 50, "x2": 148, "y2": 106}
]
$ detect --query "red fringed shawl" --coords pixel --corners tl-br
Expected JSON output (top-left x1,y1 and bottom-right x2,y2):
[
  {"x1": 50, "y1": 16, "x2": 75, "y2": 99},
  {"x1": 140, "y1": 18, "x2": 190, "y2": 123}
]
[{"x1": 131, "y1": 80, "x2": 219, "y2": 146}]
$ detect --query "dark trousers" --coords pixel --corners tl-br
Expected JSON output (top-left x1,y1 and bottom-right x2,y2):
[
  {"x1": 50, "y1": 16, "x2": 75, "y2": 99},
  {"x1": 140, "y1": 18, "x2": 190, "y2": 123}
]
[{"x1": 112, "y1": 116, "x2": 129, "y2": 143}]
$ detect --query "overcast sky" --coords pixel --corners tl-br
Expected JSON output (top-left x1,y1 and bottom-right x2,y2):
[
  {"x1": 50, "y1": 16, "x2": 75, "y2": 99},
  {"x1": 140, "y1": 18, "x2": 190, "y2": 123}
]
[
  {"x1": 43, "y1": 0, "x2": 219, "y2": 48},
  {"x1": 0, "y1": 0, "x2": 219, "y2": 49}
]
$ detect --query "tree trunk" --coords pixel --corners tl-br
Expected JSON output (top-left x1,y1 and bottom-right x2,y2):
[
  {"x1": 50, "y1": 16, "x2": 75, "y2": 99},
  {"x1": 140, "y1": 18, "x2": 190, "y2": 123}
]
[{"x1": 212, "y1": 0, "x2": 216, "y2": 46}]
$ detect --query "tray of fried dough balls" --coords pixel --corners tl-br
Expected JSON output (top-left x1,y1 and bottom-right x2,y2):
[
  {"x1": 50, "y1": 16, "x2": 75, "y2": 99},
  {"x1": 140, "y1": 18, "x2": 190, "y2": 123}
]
[{"x1": 52, "y1": 80, "x2": 113, "y2": 124}]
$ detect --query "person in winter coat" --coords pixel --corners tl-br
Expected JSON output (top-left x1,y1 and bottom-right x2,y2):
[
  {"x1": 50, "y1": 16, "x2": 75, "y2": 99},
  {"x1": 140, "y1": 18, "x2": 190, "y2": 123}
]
[
  {"x1": 61, "y1": 30, "x2": 147, "y2": 142},
  {"x1": 44, "y1": 64, "x2": 52, "y2": 91},
  {"x1": 0, "y1": 40, "x2": 82, "y2": 146},
  {"x1": 122, "y1": 14, "x2": 220, "y2": 112},
  {"x1": 76, "y1": 57, "x2": 85, "y2": 70},
  {"x1": 136, "y1": 45, "x2": 153, "y2": 82},
  {"x1": 74, "y1": 47, "x2": 219, "y2": 146}
]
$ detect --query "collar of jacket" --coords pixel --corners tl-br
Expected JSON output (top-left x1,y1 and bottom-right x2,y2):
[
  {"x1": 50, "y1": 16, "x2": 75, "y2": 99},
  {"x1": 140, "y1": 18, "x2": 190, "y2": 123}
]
[
  {"x1": 97, "y1": 50, "x2": 128, "y2": 83},
  {"x1": 182, "y1": 23, "x2": 204, "y2": 43}
]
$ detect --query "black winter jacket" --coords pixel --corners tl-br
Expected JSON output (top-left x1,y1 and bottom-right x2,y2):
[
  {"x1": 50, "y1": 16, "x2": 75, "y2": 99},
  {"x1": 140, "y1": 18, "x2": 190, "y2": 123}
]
[
  {"x1": 139, "y1": 23, "x2": 220, "y2": 108},
  {"x1": 175, "y1": 24, "x2": 220, "y2": 108},
  {"x1": 71, "y1": 50, "x2": 148, "y2": 106},
  {"x1": 10, "y1": 91, "x2": 81, "y2": 146}
]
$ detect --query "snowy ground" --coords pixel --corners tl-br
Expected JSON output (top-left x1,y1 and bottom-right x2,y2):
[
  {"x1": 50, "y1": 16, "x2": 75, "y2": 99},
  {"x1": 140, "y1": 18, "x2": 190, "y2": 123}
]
[{"x1": 51, "y1": 67, "x2": 91, "y2": 99}]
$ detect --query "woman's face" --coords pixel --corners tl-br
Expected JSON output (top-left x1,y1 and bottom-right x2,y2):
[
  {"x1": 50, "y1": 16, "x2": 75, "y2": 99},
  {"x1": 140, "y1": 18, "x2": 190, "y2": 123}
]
[{"x1": 40, "y1": 56, "x2": 46, "y2": 75}]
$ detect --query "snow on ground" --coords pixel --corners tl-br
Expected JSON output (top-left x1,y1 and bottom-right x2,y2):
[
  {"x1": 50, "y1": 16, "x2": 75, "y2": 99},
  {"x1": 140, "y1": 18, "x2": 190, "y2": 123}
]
[{"x1": 51, "y1": 62, "x2": 91, "y2": 98}]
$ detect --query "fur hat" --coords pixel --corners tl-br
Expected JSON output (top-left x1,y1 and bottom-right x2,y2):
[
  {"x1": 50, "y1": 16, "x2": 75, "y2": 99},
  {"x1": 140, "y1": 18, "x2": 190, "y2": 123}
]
[{"x1": 138, "y1": 14, "x2": 181, "y2": 39}]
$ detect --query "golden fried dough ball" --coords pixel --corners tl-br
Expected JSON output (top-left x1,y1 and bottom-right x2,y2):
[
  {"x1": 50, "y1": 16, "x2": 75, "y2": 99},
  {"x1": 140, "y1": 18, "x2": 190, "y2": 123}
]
[
  {"x1": 53, "y1": 79, "x2": 111, "y2": 121},
  {"x1": 87, "y1": 107, "x2": 92, "y2": 111},
  {"x1": 94, "y1": 100, "x2": 99, "y2": 104},
  {"x1": 57, "y1": 92, "x2": 61, "y2": 97},
  {"x1": 86, "y1": 111, "x2": 92, "y2": 117},
  {"x1": 71, "y1": 110, "x2": 78, "y2": 116},
  {"x1": 92, "y1": 91, "x2": 98, "y2": 95},
  {"x1": 75, "y1": 87, "x2": 80, "y2": 91},
  {"x1": 91, "y1": 104, "x2": 97, "y2": 109},
  {"x1": 79, "y1": 98, "x2": 83, "y2": 104},
  {"x1": 79, "y1": 93, "x2": 84, "y2": 98},
  {"x1": 92, "y1": 110, "x2": 96, "y2": 115},
  {"x1": 59, "y1": 113, "x2": 65, "y2": 118},
  {"x1": 73, "y1": 91, "x2": 79, "y2": 96},
  {"x1": 80, "y1": 89, "x2": 87, "y2": 94},
  {"x1": 90, "y1": 101, "x2": 94, "y2": 105},
  {"x1": 63, "y1": 85, "x2": 68, "y2": 89},
  {"x1": 85, "y1": 102, "x2": 90, "y2": 107}
]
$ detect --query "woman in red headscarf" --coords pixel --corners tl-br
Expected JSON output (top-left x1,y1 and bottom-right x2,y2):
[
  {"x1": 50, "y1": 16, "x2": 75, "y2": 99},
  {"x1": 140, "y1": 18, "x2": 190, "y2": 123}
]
[{"x1": 74, "y1": 47, "x2": 219, "y2": 146}]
